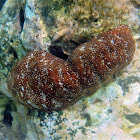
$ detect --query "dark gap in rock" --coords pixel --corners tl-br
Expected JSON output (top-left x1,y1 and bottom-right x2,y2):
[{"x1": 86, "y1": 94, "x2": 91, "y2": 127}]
[
  {"x1": 2, "y1": 104, "x2": 13, "y2": 127},
  {"x1": 93, "y1": 18, "x2": 98, "y2": 22},
  {"x1": 19, "y1": 8, "x2": 25, "y2": 31},
  {"x1": 113, "y1": 74, "x2": 116, "y2": 79},
  {"x1": 9, "y1": 47, "x2": 18, "y2": 59},
  {"x1": 130, "y1": 0, "x2": 140, "y2": 8},
  {"x1": 49, "y1": 45, "x2": 68, "y2": 60},
  {"x1": 81, "y1": 113, "x2": 92, "y2": 127},
  {"x1": 0, "y1": 0, "x2": 6, "y2": 11},
  {"x1": 118, "y1": 76, "x2": 140, "y2": 96},
  {"x1": 125, "y1": 113, "x2": 140, "y2": 124},
  {"x1": 38, "y1": 111, "x2": 46, "y2": 121},
  {"x1": 108, "y1": 109, "x2": 112, "y2": 113}
]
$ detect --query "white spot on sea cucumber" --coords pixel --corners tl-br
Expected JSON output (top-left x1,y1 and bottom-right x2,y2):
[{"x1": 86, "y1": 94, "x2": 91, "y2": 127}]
[
  {"x1": 79, "y1": 46, "x2": 86, "y2": 51},
  {"x1": 25, "y1": 64, "x2": 28, "y2": 68},
  {"x1": 42, "y1": 104, "x2": 47, "y2": 108},
  {"x1": 21, "y1": 73, "x2": 25, "y2": 78},
  {"x1": 29, "y1": 102, "x2": 40, "y2": 109},
  {"x1": 115, "y1": 34, "x2": 122, "y2": 39},
  {"x1": 27, "y1": 100, "x2": 31, "y2": 104},
  {"x1": 101, "y1": 60, "x2": 105, "y2": 65},
  {"x1": 40, "y1": 92, "x2": 46, "y2": 102},
  {"x1": 59, "y1": 82, "x2": 63, "y2": 87},
  {"x1": 40, "y1": 59, "x2": 44, "y2": 62},
  {"x1": 17, "y1": 75, "x2": 20, "y2": 79},
  {"x1": 98, "y1": 39, "x2": 103, "y2": 42},
  {"x1": 20, "y1": 91, "x2": 23, "y2": 97},
  {"x1": 21, "y1": 86, "x2": 24, "y2": 91},
  {"x1": 52, "y1": 99, "x2": 63, "y2": 108},
  {"x1": 42, "y1": 52, "x2": 46, "y2": 57},
  {"x1": 111, "y1": 39, "x2": 114, "y2": 44},
  {"x1": 16, "y1": 91, "x2": 19, "y2": 97},
  {"x1": 58, "y1": 68, "x2": 62, "y2": 74},
  {"x1": 30, "y1": 53, "x2": 34, "y2": 58},
  {"x1": 107, "y1": 62, "x2": 111, "y2": 65}
]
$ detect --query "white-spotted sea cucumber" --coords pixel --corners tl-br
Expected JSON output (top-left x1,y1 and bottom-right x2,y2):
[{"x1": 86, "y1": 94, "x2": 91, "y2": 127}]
[{"x1": 7, "y1": 25, "x2": 135, "y2": 111}]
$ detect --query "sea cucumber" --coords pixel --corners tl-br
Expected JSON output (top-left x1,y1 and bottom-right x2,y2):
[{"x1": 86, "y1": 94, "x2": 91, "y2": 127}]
[{"x1": 7, "y1": 25, "x2": 135, "y2": 111}]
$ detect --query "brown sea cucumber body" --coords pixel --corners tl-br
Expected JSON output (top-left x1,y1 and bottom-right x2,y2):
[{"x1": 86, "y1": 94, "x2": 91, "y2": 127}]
[{"x1": 7, "y1": 25, "x2": 135, "y2": 111}]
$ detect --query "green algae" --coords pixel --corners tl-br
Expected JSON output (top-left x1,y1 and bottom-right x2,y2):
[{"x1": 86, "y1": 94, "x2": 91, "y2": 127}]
[{"x1": 39, "y1": 0, "x2": 129, "y2": 41}]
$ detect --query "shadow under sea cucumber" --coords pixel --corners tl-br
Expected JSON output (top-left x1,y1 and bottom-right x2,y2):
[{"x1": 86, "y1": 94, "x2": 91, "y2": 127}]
[{"x1": 7, "y1": 24, "x2": 135, "y2": 111}]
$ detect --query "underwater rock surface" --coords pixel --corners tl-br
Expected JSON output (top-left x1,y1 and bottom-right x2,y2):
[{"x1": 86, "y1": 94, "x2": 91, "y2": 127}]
[{"x1": 0, "y1": 0, "x2": 140, "y2": 139}]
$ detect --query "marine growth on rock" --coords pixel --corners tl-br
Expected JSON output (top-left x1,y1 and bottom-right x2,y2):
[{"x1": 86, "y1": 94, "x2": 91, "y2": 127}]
[{"x1": 7, "y1": 25, "x2": 135, "y2": 111}]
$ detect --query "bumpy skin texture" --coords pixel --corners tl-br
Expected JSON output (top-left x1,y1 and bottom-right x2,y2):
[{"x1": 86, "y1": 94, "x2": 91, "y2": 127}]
[{"x1": 7, "y1": 25, "x2": 135, "y2": 111}]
